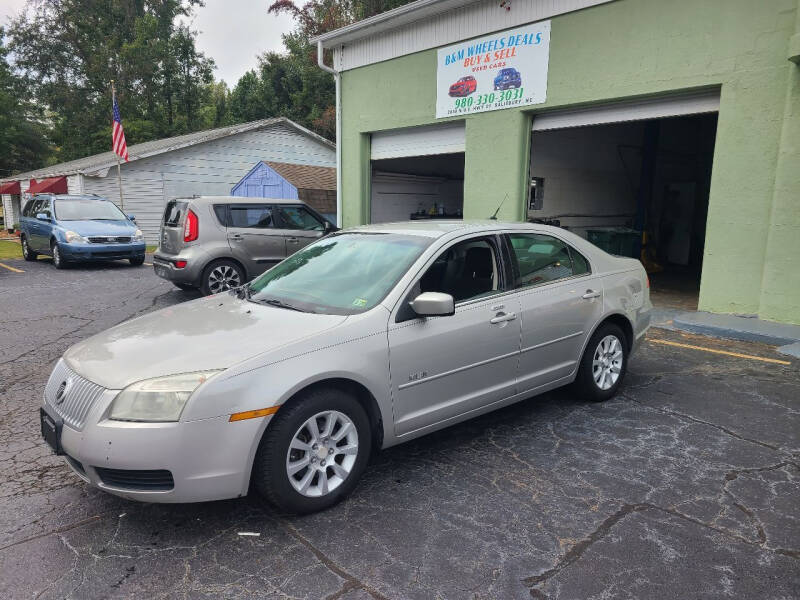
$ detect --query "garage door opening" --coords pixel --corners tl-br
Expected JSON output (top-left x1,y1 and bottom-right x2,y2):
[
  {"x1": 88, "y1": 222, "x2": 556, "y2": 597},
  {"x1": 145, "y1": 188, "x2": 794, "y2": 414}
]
[
  {"x1": 370, "y1": 123, "x2": 465, "y2": 224},
  {"x1": 529, "y1": 110, "x2": 718, "y2": 310},
  {"x1": 371, "y1": 153, "x2": 465, "y2": 223}
]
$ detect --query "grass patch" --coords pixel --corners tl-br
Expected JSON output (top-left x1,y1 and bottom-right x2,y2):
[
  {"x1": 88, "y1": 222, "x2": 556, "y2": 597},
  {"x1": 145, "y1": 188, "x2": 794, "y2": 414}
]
[
  {"x1": 146, "y1": 245, "x2": 158, "y2": 253},
  {"x1": 0, "y1": 240, "x2": 22, "y2": 260}
]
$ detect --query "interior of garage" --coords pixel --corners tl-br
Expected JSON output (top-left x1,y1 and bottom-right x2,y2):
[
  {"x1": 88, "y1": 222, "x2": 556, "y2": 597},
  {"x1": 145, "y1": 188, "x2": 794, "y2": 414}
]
[
  {"x1": 370, "y1": 153, "x2": 465, "y2": 223},
  {"x1": 528, "y1": 112, "x2": 718, "y2": 310}
]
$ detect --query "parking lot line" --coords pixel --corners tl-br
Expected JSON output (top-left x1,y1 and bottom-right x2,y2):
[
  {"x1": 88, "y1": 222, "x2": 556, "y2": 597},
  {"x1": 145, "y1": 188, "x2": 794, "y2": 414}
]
[
  {"x1": 0, "y1": 262, "x2": 24, "y2": 273},
  {"x1": 649, "y1": 338, "x2": 791, "y2": 365},
  {"x1": 143, "y1": 262, "x2": 153, "y2": 266}
]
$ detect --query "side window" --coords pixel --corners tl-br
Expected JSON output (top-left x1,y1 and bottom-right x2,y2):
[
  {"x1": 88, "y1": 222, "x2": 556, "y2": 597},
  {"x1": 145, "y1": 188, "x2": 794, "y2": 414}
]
[
  {"x1": 229, "y1": 205, "x2": 274, "y2": 229},
  {"x1": 22, "y1": 199, "x2": 35, "y2": 217},
  {"x1": 39, "y1": 199, "x2": 52, "y2": 218},
  {"x1": 419, "y1": 237, "x2": 500, "y2": 302},
  {"x1": 508, "y1": 233, "x2": 583, "y2": 288},
  {"x1": 569, "y1": 247, "x2": 591, "y2": 276},
  {"x1": 277, "y1": 206, "x2": 324, "y2": 231},
  {"x1": 212, "y1": 204, "x2": 228, "y2": 226}
]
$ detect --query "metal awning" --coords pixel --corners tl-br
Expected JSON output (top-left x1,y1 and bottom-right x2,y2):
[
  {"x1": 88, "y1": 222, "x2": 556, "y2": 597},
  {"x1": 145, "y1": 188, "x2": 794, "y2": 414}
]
[
  {"x1": 28, "y1": 177, "x2": 68, "y2": 195},
  {"x1": 0, "y1": 181, "x2": 21, "y2": 194}
]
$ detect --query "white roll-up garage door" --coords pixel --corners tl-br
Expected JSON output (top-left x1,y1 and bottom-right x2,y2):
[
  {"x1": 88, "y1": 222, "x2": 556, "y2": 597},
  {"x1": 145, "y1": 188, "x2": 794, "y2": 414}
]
[
  {"x1": 371, "y1": 122, "x2": 465, "y2": 160},
  {"x1": 532, "y1": 90, "x2": 720, "y2": 131}
]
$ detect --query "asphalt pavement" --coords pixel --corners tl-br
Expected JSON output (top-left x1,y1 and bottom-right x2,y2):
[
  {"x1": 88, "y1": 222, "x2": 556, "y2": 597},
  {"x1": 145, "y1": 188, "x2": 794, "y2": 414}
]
[{"x1": 0, "y1": 257, "x2": 798, "y2": 599}]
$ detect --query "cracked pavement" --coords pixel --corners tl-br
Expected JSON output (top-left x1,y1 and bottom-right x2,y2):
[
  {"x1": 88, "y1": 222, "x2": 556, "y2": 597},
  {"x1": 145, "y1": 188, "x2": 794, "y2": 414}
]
[{"x1": 1, "y1": 258, "x2": 798, "y2": 599}]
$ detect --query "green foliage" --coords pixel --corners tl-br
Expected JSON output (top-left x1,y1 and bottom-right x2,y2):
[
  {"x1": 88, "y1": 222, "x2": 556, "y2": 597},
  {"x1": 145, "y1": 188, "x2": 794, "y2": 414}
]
[
  {"x1": 0, "y1": 28, "x2": 51, "y2": 177},
  {"x1": 6, "y1": 0, "x2": 216, "y2": 163}
]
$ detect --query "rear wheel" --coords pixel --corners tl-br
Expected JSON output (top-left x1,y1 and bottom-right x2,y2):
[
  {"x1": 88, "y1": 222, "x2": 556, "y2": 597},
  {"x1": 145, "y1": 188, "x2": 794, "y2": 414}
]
[
  {"x1": 21, "y1": 236, "x2": 37, "y2": 261},
  {"x1": 252, "y1": 388, "x2": 372, "y2": 514},
  {"x1": 200, "y1": 259, "x2": 244, "y2": 295},
  {"x1": 51, "y1": 242, "x2": 66, "y2": 269},
  {"x1": 573, "y1": 322, "x2": 628, "y2": 402}
]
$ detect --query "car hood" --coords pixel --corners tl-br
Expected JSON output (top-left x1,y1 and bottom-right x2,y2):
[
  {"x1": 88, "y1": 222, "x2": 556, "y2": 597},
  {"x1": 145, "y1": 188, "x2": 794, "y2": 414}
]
[
  {"x1": 63, "y1": 294, "x2": 348, "y2": 389},
  {"x1": 58, "y1": 219, "x2": 138, "y2": 236}
]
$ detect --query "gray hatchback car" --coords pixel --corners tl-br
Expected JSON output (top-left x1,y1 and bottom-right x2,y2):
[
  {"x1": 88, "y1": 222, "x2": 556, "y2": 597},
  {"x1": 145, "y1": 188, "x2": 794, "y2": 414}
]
[{"x1": 153, "y1": 196, "x2": 335, "y2": 294}]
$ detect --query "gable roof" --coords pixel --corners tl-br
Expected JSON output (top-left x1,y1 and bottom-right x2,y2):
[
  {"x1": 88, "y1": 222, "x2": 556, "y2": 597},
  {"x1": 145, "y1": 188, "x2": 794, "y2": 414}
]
[
  {"x1": 265, "y1": 161, "x2": 336, "y2": 191},
  {"x1": 2, "y1": 117, "x2": 334, "y2": 183}
]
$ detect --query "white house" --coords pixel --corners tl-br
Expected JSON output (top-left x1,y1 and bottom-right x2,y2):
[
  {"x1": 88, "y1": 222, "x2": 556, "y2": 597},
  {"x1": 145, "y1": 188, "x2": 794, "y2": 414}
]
[{"x1": 0, "y1": 118, "x2": 335, "y2": 243}]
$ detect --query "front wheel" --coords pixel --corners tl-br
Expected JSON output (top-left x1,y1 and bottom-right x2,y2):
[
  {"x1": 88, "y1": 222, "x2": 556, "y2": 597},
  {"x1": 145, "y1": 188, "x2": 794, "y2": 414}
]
[
  {"x1": 21, "y1": 236, "x2": 37, "y2": 261},
  {"x1": 129, "y1": 256, "x2": 145, "y2": 266},
  {"x1": 252, "y1": 388, "x2": 372, "y2": 514},
  {"x1": 51, "y1": 243, "x2": 66, "y2": 269},
  {"x1": 573, "y1": 323, "x2": 628, "y2": 402}
]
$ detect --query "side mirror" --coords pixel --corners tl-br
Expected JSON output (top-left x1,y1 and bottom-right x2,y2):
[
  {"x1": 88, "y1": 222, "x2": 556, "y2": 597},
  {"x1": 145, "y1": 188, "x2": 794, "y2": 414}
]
[
  {"x1": 127, "y1": 214, "x2": 136, "y2": 221},
  {"x1": 36, "y1": 213, "x2": 50, "y2": 221},
  {"x1": 410, "y1": 292, "x2": 455, "y2": 317},
  {"x1": 323, "y1": 221, "x2": 337, "y2": 234}
]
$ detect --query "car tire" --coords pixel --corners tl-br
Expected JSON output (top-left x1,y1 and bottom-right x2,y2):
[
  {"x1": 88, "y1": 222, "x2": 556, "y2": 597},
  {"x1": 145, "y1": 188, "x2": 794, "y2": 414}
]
[
  {"x1": 200, "y1": 259, "x2": 244, "y2": 295},
  {"x1": 252, "y1": 387, "x2": 372, "y2": 515},
  {"x1": 129, "y1": 256, "x2": 145, "y2": 266},
  {"x1": 573, "y1": 322, "x2": 628, "y2": 402},
  {"x1": 21, "y1": 235, "x2": 37, "y2": 261},
  {"x1": 51, "y1": 242, "x2": 66, "y2": 269}
]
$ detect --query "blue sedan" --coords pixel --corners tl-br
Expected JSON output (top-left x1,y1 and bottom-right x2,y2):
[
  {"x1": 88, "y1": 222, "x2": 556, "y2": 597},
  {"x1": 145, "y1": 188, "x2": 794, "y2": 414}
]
[{"x1": 19, "y1": 194, "x2": 146, "y2": 268}]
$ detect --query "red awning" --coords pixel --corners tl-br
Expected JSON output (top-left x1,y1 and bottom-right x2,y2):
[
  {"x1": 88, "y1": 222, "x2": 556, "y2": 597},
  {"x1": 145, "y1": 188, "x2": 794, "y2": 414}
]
[
  {"x1": 0, "y1": 181, "x2": 21, "y2": 194},
  {"x1": 28, "y1": 176, "x2": 68, "y2": 195}
]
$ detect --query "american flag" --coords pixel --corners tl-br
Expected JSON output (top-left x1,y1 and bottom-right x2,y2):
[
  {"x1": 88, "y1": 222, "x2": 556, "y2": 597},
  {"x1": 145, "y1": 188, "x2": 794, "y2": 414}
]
[{"x1": 112, "y1": 93, "x2": 129, "y2": 161}]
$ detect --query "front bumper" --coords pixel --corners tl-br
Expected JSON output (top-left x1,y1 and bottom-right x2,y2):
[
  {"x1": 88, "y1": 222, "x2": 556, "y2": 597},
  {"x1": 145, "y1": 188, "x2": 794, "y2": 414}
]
[
  {"x1": 42, "y1": 391, "x2": 269, "y2": 503},
  {"x1": 60, "y1": 241, "x2": 145, "y2": 262}
]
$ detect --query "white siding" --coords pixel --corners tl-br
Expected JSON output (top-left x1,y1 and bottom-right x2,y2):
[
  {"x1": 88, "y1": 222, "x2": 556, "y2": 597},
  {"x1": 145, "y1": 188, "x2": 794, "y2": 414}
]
[
  {"x1": 335, "y1": 0, "x2": 614, "y2": 71},
  {"x1": 66, "y1": 174, "x2": 84, "y2": 195},
  {"x1": 83, "y1": 123, "x2": 335, "y2": 244}
]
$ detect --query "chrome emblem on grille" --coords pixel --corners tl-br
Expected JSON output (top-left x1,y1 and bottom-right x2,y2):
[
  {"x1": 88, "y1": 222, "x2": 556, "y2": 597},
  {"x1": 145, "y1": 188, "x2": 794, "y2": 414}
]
[{"x1": 55, "y1": 380, "x2": 68, "y2": 405}]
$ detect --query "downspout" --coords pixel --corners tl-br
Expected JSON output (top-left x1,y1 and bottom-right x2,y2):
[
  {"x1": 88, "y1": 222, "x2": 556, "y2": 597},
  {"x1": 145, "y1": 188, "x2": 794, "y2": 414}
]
[{"x1": 317, "y1": 40, "x2": 342, "y2": 228}]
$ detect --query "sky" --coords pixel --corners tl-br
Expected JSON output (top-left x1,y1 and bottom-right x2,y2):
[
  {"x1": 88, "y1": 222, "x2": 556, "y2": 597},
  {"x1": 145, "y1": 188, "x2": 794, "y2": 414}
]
[{"x1": 1, "y1": 0, "x2": 296, "y2": 86}]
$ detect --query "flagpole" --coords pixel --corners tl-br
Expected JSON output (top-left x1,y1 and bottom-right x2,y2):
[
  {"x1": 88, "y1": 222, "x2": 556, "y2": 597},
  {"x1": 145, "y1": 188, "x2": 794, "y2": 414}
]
[{"x1": 111, "y1": 80, "x2": 125, "y2": 211}]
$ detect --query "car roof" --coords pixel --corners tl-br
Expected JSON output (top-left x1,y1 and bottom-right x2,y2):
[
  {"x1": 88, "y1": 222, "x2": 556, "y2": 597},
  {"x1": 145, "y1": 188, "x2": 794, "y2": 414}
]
[
  {"x1": 33, "y1": 194, "x2": 112, "y2": 201},
  {"x1": 348, "y1": 220, "x2": 564, "y2": 239},
  {"x1": 175, "y1": 196, "x2": 306, "y2": 206}
]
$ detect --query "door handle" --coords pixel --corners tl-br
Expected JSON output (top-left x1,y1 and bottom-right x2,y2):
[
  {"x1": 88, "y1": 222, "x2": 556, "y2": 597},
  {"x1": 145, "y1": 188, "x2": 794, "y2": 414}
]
[
  {"x1": 229, "y1": 234, "x2": 243, "y2": 241},
  {"x1": 287, "y1": 237, "x2": 299, "y2": 243},
  {"x1": 490, "y1": 312, "x2": 517, "y2": 324},
  {"x1": 582, "y1": 290, "x2": 601, "y2": 299}
]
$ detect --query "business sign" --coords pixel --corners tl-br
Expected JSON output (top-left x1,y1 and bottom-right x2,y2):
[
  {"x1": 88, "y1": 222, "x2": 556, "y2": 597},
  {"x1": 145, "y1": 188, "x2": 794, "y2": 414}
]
[{"x1": 435, "y1": 21, "x2": 550, "y2": 119}]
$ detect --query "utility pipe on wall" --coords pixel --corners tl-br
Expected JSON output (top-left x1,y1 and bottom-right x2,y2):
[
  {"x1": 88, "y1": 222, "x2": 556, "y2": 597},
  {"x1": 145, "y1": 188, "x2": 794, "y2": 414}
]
[{"x1": 317, "y1": 40, "x2": 342, "y2": 228}]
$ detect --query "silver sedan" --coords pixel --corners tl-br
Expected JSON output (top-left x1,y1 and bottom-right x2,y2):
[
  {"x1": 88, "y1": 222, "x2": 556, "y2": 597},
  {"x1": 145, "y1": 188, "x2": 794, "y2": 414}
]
[{"x1": 40, "y1": 221, "x2": 651, "y2": 513}]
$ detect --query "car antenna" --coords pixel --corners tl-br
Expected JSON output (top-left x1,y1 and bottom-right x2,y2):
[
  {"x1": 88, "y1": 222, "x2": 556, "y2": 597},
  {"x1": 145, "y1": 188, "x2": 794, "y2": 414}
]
[{"x1": 490, "y1": 194, "x2": 508, "y2": 220}]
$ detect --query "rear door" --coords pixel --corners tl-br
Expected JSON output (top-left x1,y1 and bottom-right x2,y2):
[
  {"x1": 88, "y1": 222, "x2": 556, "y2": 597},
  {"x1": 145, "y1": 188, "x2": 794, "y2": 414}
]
[
  {"x1": 159, "y1": 200, "x2": 188, "y2": 255},
  {"x1": 273, "y1": 205, "x2": 326, "y2": 256},
  {"x1": 506, "y1": 232, "x2": 603, "y2": 392},
  {"x1": 226, "y1": 203, "x2": 286, "y2": 276}
]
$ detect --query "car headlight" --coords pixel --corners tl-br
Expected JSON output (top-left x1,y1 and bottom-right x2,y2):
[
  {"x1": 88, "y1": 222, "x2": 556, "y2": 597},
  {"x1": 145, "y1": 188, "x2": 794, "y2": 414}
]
[
  {"x1": 64, "y1": 230, "x2": 89, "y2": 244},
  {"x1": 109, "y1": 370, "x2": 222, "y2": 422},
  {"x1": 133, "y1": 229, "x2": 144, "y2": 241}
]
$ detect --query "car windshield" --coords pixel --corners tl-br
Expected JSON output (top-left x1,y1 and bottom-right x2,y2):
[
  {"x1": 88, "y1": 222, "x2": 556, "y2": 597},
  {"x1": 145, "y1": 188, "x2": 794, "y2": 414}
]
[
  {"x1": 247, "y1": 232, "x2": 431, "y2": 315},
  {"x1": 54, "y1": 198, "x2": 127, "y2": 221}
]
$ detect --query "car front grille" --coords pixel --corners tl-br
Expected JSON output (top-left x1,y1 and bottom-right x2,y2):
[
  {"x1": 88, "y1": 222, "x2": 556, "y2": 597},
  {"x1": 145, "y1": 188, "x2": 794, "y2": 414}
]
[
  {"x1": 44, "y1": 360, "x2": 106, "y2": 430},
  {"x1": 95, "y1": 468, "x2": 174, "y2": 491},
  {"x1": 88, "y1": 236, "x2": 132, "y2": 244}
]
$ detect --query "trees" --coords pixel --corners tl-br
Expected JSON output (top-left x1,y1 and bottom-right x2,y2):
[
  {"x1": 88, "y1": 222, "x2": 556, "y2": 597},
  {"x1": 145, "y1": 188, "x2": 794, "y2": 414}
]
[
  {"x1": 0, "y1": 28, "x2": 51, "y2": 177},
  {"x1": 6, "y1": 0, "x2": 216, "y2": 163}
]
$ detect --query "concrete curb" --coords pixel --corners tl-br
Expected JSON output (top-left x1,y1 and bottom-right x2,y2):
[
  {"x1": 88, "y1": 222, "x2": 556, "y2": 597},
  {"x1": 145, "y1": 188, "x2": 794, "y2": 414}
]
[{"x1": 672, "y1": 311, "x2": 800, "y2": 353}]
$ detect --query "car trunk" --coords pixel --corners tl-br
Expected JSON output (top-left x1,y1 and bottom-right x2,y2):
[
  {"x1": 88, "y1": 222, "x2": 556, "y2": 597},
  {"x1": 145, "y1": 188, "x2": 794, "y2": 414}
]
[{"x1": 159, "y1": 200, "x2": 188, "y2": 254}]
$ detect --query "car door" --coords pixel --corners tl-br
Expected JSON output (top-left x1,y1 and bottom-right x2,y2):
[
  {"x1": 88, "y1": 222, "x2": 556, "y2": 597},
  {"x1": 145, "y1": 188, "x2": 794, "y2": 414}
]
[
  {"x1": 506, "y1": 232, "x2": 604, "y2": 392},
  {"x1": 28, "y1": 198, "x2": 49, "y2": 251},
  {"x1": 225, "y1": 203, "x2": 286, "y2": 277},
  {"x1": 388, "y1": 234, "x2": 522, "y2": 437},
  {"x1": 273, "y1": 205, "x2": 326, "y2": 256}
]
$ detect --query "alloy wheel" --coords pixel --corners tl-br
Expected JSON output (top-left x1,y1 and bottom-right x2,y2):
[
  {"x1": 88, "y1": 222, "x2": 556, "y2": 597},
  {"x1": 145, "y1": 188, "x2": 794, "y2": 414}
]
[
  {"x1": 592, "y1": 334, "x2": 623, "y2": 391},
  {"x1": 22, "y1": 238, "x2": 29, "y2": 258},
  {"x1": 207, "y1": 265, "x2": 241, "y2": 293},
  {"x1": 52, "y1": 245, "x2": 61, "y2": 267},
  {"x1": 285, "y1": 410, "x2": 359, "y2": 498}
]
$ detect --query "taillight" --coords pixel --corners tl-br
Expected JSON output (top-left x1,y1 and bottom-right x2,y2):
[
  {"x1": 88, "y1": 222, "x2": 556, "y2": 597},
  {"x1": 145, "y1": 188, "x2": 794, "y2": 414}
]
[
  {"x1": 183, "y1": 209, "x2": 198, "y2": 242},
  {"x1": 175, "y1": 260, "x2": 187, "y2": 269}
]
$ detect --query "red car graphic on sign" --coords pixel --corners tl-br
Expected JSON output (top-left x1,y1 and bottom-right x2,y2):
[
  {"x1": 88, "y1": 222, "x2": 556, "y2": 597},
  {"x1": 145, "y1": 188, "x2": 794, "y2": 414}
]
[{"x1": 448, "y1": 76, "x2": 477, "y2": 97}]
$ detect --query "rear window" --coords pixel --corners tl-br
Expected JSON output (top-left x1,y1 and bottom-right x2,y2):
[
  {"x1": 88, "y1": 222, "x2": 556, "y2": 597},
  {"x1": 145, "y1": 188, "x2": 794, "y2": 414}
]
[{"x1": 163, "y1": 200, "x2": 186, "y2": 227}]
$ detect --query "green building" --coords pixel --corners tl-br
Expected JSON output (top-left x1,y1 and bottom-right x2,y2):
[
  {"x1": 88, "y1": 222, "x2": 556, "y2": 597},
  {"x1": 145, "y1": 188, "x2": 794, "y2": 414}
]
[{"x1": 314, "y1": 0, "x2": 800, "y2": 324}]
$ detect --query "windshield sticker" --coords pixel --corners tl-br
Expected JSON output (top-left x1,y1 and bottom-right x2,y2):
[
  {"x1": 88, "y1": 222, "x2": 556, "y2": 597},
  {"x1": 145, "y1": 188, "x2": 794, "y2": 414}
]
[{"x1": 352, "y1": 298, "x2": 368, "y2": 307}]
